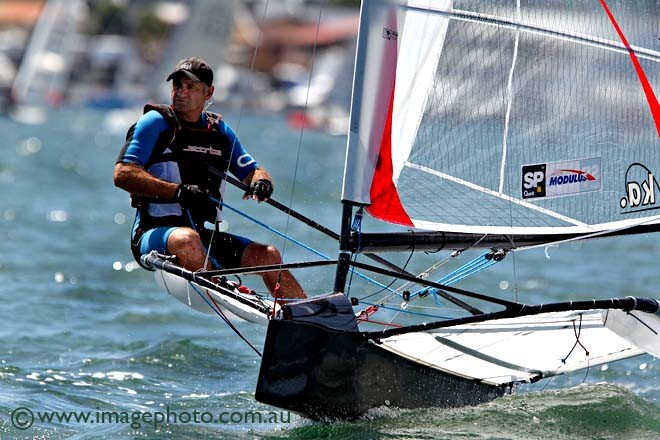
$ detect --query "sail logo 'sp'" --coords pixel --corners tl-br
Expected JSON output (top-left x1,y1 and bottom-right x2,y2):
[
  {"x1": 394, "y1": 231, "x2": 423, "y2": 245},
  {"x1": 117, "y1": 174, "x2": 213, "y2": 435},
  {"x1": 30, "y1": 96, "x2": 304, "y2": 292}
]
[
  {"x1": 522, "y1": 164, "x2": 546, "y2": 199},
  {"x1": 619, "y1": 163, "x2": 660, "y2": 213},
  {"x1": 522, "y1": 158, "x2": 601, "y2": 199}
]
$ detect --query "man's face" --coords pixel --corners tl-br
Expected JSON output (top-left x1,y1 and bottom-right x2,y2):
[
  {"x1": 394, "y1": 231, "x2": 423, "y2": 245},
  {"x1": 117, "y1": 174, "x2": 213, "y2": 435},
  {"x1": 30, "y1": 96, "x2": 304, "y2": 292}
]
[{"x1": 171, "y1": 76, "x2": 212, "y2": 116}]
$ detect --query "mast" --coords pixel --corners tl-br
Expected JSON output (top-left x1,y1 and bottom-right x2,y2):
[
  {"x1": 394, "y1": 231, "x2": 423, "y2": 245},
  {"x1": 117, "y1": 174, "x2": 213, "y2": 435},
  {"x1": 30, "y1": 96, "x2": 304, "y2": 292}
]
[{"x1": 333, "y1": 202, "x2": 355, "y2": 293}]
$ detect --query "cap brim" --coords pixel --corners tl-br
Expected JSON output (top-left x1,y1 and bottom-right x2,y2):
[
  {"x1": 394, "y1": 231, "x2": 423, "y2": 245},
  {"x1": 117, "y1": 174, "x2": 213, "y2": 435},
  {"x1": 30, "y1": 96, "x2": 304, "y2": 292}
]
[{"x1": 166, "y1": 69, "x2": 202, "y2": 83}]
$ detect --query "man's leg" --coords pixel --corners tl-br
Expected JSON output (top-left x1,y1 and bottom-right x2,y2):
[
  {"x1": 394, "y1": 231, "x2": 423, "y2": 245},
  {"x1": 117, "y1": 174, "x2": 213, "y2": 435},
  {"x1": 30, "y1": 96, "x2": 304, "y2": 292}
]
[
  {"x1": 166, "y1": 227, "x2": 210, "y2": 271},
  {"x1": 241, "y1": 243, "x2": 306, "y2": 299}
]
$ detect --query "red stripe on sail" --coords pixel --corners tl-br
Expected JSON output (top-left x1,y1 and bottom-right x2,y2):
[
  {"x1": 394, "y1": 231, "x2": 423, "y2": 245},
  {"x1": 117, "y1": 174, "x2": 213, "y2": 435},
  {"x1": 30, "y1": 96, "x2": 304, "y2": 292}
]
[
  {"x1": 600, "y1": 0, "x2": 660, "y2": 137},
  {"x1": 367, "y1": 82, "x2": 414, "y2": 227}
]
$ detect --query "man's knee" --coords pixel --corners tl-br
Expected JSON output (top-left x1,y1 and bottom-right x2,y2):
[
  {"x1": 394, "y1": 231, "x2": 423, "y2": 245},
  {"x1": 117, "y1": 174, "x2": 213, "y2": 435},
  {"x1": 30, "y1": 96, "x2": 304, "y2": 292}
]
[
  {"x1": 168, "y1": 228, "x2": 202, "y2": 249},
  {"x1": 243, "y1": 243, "x2": 282, "y2": 265}
]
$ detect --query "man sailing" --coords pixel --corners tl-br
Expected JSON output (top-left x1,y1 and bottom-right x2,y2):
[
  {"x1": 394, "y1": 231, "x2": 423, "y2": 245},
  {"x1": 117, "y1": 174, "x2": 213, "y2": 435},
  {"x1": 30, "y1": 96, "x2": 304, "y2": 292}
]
[{"x1": 114, "y1": 57, "x2": 305, "y2": 299}]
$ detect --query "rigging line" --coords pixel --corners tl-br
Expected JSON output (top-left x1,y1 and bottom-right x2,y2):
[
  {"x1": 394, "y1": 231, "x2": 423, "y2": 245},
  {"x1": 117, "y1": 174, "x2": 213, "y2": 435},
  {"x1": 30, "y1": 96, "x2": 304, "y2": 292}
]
[
  {"x1": 188, "y1": 282, "x2": 262, "y2": 357},
  {"x1": 561, "y1": 314, "x2": 588, "y2": 363},
  {"x1": 208, "y1": 167, "x2": 339, "y2": 240},
  {"x1": 625, "y1": 311, "x2": 659, "y2": 335},
  {"x1": 184, "y1": 208, "x2": 216, "y2": 271},
  {"x1": 198, "y1": 0, "x2": 272, "y2": 269},
  {"x1": 393, "y1": 251, "x2": 457, "y2": 295},
  {"x1": 372, "y1": 243, "x2": 418, "y2": 329},
  {"x1": 503, "y1": 0, "x2": 521, "y2": 303},
  {"x1": 359, "y1": 300, "x2": 453, "y2": 321},
  {"x1": 398, "y1": 233, "x2": 491, "y2": 294},
  {"x1": 371, "y1": 238, "x2": 495, "y2": 316},
  {"x1": 410, "y1": 241, "x2": 502, "y2": 310},
  {"x1": 356, "y1": 232, "x2": 417, "y2": 302},
  {"x1": 414, "y1": 258, "x2": 497, "y2": 300},
  {"x1": 432, "y1": 253, "x2": 493, "y2": 284},
  {"x1": 209, "y1": 167, "x2": 420, "y2": 276},
  {"x1": 232, "y1": 0, "x2": 270, "y2": 137},
  {"x1": 214, "y1": 197, "x2": 396, "y2": 293},
  {"x1": 278, "y1": 0, "x2": 327, "y2": 277},
  {"x1": 439, "y1": 258, "x2": 496, "y2": 285},
  {"x1": 203, "y1": 215, "x2": 218, "y2": 271},
  {"x1": 414, "y1": 258, "x2": 490, "y2": 295},
  {"x1": 356, "y1": 318, "x2": 403, "y2": 328},
  {"x1": 350, "y1": 260, "x2": 520, "y2": 308},
  {"x1": 156, "y1": 263, "x2": 262, "y2": 356}
]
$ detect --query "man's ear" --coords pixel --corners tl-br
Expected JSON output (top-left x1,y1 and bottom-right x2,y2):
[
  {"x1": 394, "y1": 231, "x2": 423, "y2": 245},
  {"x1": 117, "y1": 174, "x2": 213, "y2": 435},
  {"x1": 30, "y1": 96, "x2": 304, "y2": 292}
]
[{"x1": 206, "y1": 85, "x2": 215, "y2": 100}]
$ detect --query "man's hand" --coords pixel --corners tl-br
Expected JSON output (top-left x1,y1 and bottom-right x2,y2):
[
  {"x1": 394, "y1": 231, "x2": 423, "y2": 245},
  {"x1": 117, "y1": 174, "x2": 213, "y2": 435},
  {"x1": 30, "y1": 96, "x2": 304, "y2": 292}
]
[
  {"x1": 175, "y1": 184, "x2": 210, "y2": 209},
  {"x1": 243, "y1": 179, "x2": 273, "y2": 202}
]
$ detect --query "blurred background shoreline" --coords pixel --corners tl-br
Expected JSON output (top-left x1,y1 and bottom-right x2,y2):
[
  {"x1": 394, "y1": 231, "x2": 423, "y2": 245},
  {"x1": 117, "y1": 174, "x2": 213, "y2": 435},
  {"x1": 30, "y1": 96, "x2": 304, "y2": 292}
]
[{"x1": 0, "y1": 0, "x2": 359, "y2": 134}]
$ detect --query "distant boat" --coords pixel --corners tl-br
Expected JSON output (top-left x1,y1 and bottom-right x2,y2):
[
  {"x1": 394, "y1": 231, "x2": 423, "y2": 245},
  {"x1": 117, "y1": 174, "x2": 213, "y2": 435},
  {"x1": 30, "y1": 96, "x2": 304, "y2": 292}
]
[
  {"x1": 9, "y1": 0, "x2": 87, "y2": 124},
  {"x1": 138, "y1": 0, "x2": 660, "y2": 421}
]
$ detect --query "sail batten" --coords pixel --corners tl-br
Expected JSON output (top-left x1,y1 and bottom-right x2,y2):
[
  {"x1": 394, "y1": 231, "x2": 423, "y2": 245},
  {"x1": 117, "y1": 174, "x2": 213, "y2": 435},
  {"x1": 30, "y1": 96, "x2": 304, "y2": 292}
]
[
  {"x1": 406, "y1": 161, "x2": 589, "y2": 228},
  {"x1": 404, "y1": 5, "x2": 660, "y2": 63},
  {"x1": 342, "y1": 0, "x2": 660, "y2": 237}
]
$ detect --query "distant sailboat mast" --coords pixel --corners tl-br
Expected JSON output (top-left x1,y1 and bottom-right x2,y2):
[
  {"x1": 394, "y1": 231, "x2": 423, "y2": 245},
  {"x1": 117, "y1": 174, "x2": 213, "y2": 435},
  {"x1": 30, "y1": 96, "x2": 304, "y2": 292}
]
[{"x1": 11, "y1": 0, "x2": 87, "y2": 123}]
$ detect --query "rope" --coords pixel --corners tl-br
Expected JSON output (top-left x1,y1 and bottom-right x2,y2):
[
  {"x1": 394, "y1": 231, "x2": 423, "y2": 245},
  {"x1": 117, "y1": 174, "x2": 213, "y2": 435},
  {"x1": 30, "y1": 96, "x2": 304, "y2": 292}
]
[
  {"x1": 202, "y1": 0, "x2": 272, "y2": 268},
  {"x1": 160, "y1": 271, "x2": 263, "y2": 357},
  {"x1": 214, "y1": 197, "x2": 397, "y2": 293},
  {"x1": 279, "y1": 0, "x2": 327, "y2": 266},
  {"x1": 413, "y1": 252, "x2": 499, "y2": 301},
  {"x1": 359, "y1": 300, "x2": 453, "y2": 321}
]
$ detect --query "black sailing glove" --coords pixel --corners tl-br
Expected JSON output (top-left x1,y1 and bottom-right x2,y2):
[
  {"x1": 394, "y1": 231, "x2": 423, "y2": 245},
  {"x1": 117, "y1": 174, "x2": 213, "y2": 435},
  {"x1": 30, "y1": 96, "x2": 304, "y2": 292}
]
[
  {"x1": 174, "y1": 184, "x2": 210, "y2": 209},
  {"x1": 244, "y1": 179, "x2": 273, "y2": 202}
]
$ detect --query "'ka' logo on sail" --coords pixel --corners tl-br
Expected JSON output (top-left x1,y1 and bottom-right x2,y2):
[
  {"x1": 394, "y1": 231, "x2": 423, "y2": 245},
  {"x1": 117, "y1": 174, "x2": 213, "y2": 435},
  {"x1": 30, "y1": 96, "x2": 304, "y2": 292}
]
[{"x1": 619, "y1": 163, "x2": 659, "y2": 213}]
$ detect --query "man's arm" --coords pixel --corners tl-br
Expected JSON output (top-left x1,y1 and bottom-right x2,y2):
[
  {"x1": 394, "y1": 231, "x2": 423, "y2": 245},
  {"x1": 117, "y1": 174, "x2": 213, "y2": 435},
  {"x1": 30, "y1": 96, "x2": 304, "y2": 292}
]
[
  {"x1": 242, "y1": 167, "x2": 272, "y2": 186},
  {"x1": 114, "y1": 111, "x2": 178, "y2": 200},
  {"x1": 113, "y1": 162, "x2": 178, "y2": 200}
]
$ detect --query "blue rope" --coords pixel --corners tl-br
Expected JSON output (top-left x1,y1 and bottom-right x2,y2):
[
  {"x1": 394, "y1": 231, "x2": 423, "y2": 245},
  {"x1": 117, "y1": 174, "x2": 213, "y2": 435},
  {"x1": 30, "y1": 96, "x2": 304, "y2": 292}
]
[{"x1": 413, "y1": 252, "x2": 498, "y2": 303}]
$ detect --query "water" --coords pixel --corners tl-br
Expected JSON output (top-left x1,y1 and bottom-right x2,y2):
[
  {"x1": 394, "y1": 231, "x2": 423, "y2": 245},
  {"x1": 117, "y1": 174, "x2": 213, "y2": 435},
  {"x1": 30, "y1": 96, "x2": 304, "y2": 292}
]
[{"x1": 0, "y1": 108, "x2": 658, "y2": 439}]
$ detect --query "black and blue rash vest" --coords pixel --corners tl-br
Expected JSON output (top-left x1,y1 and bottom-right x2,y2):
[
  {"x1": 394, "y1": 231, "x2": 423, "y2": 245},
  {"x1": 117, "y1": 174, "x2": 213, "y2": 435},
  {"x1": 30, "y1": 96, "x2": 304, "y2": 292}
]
[{"x1": 117, "y1": 104, "x2": 257, "y2": 252}]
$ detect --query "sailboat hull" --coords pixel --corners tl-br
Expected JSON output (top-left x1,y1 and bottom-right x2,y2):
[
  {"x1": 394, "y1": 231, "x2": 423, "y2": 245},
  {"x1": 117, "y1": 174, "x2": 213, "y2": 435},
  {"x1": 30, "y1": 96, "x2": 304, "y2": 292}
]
[{"x1": 255, "y1": 319, "x2": 508, "y2": 420}]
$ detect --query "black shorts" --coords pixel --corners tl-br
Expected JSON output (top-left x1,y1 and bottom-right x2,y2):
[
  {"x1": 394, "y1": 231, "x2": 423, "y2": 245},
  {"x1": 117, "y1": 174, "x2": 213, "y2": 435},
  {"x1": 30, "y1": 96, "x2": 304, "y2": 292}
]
[
  {"x1": 136, "y1": 226, "x2": 253, "y2": 269},
  {"x1": 199, "y1": 229, "x2": 253, "y2": 269}
]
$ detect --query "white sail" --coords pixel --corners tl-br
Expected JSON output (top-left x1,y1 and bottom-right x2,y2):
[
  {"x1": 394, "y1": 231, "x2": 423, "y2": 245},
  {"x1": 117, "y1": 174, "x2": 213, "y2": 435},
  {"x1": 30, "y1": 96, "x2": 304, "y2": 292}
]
[{"x1": 342, "y1": 0, "x2": 660, "y2": 235}]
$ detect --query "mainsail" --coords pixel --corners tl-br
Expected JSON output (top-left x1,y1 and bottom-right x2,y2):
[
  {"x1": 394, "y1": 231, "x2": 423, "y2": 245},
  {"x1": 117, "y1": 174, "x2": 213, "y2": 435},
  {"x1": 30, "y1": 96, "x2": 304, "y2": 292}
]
[{"x1": 342, "y1": 0, "x2": 660, "y2": 236}]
